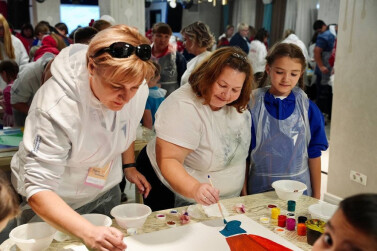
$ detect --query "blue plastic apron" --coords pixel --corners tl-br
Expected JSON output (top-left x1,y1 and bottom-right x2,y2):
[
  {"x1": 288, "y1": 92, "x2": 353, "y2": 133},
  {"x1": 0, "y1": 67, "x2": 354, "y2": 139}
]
[{"x1": 248, "y1": 87, "x2": 312, "y2": 196}]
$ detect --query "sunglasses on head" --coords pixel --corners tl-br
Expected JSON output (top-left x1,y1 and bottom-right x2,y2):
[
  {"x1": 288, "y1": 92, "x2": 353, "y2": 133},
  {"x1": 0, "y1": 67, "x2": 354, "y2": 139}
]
[{"x1": 93, "y1": 42, "x2": 151, "y2": 61}]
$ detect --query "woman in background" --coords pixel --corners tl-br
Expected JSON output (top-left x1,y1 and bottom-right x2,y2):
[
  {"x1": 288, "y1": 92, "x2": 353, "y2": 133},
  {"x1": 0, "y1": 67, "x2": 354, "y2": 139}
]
[
  {"x1": 180, "y1": 21, "x2": 215, "y2": 86},
  {"x1": 0, "y1": 14, "x2": 28, "y2": 81},
  {"x1": 248, "y1": 28, "x2": 268, "y2": 84}
]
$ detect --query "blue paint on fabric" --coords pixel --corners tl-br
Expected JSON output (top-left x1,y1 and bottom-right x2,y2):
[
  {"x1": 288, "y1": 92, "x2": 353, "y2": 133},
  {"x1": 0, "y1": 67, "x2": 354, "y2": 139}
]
[{"x1": 219, "y1": 220, "x2": 246, "y2": 237}]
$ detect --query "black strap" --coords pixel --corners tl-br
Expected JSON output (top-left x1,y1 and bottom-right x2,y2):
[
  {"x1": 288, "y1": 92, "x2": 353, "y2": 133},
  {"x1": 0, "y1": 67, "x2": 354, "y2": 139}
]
[{"x1": 123, "y1": 163, "x2": 137, "y2": 169}]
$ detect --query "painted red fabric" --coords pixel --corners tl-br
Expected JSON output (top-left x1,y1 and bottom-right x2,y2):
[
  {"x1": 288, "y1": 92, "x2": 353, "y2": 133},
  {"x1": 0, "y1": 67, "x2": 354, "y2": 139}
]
[{"x1": 226, "y1": 234, "x2": 292, "y2": 251}]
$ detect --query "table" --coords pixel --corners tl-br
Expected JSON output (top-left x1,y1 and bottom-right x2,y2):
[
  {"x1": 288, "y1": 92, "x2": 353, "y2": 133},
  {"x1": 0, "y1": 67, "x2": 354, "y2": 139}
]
[{"x1": 0, "y1": 191, "x2": 319, "y2": 250}]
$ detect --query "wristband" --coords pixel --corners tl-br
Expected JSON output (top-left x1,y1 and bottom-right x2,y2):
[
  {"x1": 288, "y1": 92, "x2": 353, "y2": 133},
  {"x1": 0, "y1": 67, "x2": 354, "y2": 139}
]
[{"x1": 123, "y1": 163, "x2": 137, "y2": 169}]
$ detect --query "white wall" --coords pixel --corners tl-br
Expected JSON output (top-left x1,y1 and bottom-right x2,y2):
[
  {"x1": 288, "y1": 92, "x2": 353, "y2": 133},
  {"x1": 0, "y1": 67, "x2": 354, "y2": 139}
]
[
  {"x1": 100, "y1": 0, "x2": 145, "y2": 34},
  {"x1": 318, "y1": 0, "x2": 340, "y2": 25},
  {"x1": 31, "y1": 0, "x2": 60, "y2": 26},
  {"x1": 325, "y1": 0, "x2": 377, "y2": 202}
]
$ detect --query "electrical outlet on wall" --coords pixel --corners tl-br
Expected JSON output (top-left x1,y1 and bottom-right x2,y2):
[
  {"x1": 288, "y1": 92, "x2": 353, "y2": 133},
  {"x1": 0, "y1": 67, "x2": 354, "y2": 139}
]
[{"x1": 350, "y1": 170, "x2": 367, "y2": 186}]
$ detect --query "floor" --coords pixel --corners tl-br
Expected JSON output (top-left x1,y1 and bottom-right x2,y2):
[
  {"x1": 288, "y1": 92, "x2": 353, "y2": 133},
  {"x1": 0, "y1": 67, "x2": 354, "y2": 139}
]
[{"x1": 123, "y1": 123, "x2": 331, "y2": 203}]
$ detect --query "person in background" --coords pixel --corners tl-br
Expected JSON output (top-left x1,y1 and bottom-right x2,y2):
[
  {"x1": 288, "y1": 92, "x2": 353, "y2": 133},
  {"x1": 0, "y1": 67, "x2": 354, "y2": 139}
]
[
  {"x1": 9, "y1": 25, "x2": 154, "y2": 250},
  {"x1": 0, "y1": 171, "x2": 19, "y2": 232},
  {"x1": 229, "y1": 22, "x2": 250, "y2": 54},
  {"x1": 0, "y1": 60, "x2": 19, "y2": 126},
  {"x1": 55, "y1": 22, "x2": 72, "y2": 46},
  {"x1": 11, "y1": 53, "x2": 55, "y2": 127},
  {"x1": 29, "y1": 21, "x2": 50, "y2": 60},
  {"x1": 180, "y1": 21, "x2": 214, "y2": 86},
  {"x1": 151, "y1": 22, "x2": 187, "y2": 96},
  {"x1": 313, "y1": 20, "x2": 335, "y2": 122},
  {"x1": 92, "y1": 19, "x2": 112, "y2": 32},
  {"x1": 248, "y1": 28, "x2": 268, "y2": 84},
  {"x1": 281, "y1": 29, "x2": 309, "y2": 63},
  {"x1": 217, "y1": 24, "x2": 234, "y2": 48},
  {"x1": 246, "y1": 43, "x2": 328, "y2": 199},
  {"x1": 31, "y1": 21, "x2": 50, "y2": 47},
  {"x1": 142, "y1": 61, "x2": 165, "y2": 130},
  {"x1": 33, "y1": 33, "x2": 66, "y2": 61},
  {"x1": 99, "y1": 15, "x2": 116, "y2": 26},
  {"x1": 137, "y1": 47, "x2": 253, "y2": 211},
  {"x1": 0, "y1": 14, "x2": 28, "y2": 81},
  {"x1": 248, "y1": 25, "x2": 256, "y2": 42},
  {"x1": 15, "y1": 23, "x2": 34, "y2": 54},
  {"x1": 312, "y1": 193, "x2": 377, "y2": 250},
  {"x1": 73, "y1": 26, "x2": 98, "y2": 45}
]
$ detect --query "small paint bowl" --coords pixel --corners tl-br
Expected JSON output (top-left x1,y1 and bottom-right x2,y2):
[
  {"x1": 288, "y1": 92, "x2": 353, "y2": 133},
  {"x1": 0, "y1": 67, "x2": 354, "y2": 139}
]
[
  {"x1": 166, "y1": 221, "x2": 176, "y2": 227},
  {"x1": 259, "y1": 216, "x2": 270, "y2": 224},
  {"x1": 156, "y1": 214, "x2": 166, "y2": 220},
  {"x1": 169, "y1": 210, "x2": 178, "y2": 215},
  {"x1": 274, "y1": 227, "x2": 286, "y2": 235}
]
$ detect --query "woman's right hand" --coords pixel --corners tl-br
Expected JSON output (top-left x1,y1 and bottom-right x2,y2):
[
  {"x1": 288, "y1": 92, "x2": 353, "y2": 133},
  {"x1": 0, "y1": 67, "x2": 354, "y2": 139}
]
[
  {"x1": 83, "y1": 225, "x2": 126, "y2": 251},
  {"x1": 193, "y1": 183, "x2": 220, "y2": 206}
]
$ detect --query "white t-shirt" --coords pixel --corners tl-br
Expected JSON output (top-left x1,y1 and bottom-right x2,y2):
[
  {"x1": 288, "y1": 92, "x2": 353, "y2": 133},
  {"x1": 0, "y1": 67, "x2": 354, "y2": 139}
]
[
  {"x1": 147, "y1": 84, "x2": 251, "y2": 205},
  {"x1": 180, "y1": 51, "x2": 211, "y2": 86},
  {"x1": 248, "y1": 40, "x2": 267, "y2": 74}
]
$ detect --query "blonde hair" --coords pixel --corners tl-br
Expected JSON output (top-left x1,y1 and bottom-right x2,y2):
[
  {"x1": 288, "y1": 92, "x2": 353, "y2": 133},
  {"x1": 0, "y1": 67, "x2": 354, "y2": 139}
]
[
  {"x1": 237, "y1": 22, "x2": 248, "y2": 32},
  {"x1": 87, "y1": 25, "x2": 155, "y2": 85},
  {"x1": 181, "y1": 21, "x2": 215, "y2": 50},
  {"x1": 50, "y1": 33, "x2": 67, "y2": 51},
  {"x1": 0, "y1": 172, "x2": 19, "y2": 221},
  {"x1": 0, "y1": 14, "x2": 15, "y2": 60}
]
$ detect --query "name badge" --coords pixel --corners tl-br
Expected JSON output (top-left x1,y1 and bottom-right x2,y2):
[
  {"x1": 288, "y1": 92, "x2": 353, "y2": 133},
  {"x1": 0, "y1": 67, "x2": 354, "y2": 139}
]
[{"x1": 85, "y1": 161, "x2": 113, "y2": 189}]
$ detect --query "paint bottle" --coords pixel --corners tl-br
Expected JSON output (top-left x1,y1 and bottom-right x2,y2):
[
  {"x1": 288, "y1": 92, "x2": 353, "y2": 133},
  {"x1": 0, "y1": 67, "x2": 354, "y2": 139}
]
[
  {"x1": 287, "y1": 200, "x2": 296, "y2": 212},
  {"x1": 298, "y1": 216, "x2": 307, "y2": 224},
  {"x1": 271, "y1": 207, "x2": 280, "y2": 219},
  {"x1": 297, "y1": 223, "x2": 307, "y2": 236},
  {"x1": 267, "y1": 204, "x2": 277, "y2": 214},
  {"x1": 286, "y1": 212, "x2": 295, "y2": 218},
  {"x1": 286, "y1": 218, "x2": 296, "y2": 231},
  {"x1": 278, "y1": 215, "x2": 287, "y2": 227}
]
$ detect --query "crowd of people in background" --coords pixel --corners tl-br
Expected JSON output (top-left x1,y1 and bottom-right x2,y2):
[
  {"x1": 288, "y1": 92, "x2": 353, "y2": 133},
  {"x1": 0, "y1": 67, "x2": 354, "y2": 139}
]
[{"x1": 0, "y1": 12, "x2": 371, "y2": 251}]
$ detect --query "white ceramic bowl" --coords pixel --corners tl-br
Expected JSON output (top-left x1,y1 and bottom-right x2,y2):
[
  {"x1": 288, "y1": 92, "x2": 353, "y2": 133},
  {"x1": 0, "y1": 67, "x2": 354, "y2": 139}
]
[
  {"x1": 110, "y1": 203, "x2": 151, "y2": 229},
  {"x1": 82, "y1": 213, "x2": 112, "y2": 227},
  {"x1": 9, "y1": 222, "x2": 56, "y2": 251},
  {"x1": 271, "y1": 180, "x2": 307, "y2": 201},
  {"x1": 308, "y1": 202, "x2": 338, "y2": 222}
]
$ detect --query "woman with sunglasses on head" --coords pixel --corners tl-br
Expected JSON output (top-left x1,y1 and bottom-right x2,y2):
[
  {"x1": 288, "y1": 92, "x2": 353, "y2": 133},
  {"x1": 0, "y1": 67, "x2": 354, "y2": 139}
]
[
  {"x1": 10, "y1": 25, "x2": 155, "y2": 250},
  {"x1": 136, "y1": 47, "x2": 253, "y2": 211}
]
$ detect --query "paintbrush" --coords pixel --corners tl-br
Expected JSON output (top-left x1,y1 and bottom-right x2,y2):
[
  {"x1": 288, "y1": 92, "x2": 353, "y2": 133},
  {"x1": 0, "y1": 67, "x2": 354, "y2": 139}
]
[{"x1": 208, "y1": 175, "x2": 227, "y2": 224}]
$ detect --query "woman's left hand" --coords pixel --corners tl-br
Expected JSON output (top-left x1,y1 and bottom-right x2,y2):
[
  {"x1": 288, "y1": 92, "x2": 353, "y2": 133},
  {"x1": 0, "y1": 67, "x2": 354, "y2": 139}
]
[
  {"x1": 193, "y1": 183, "x2": 220, "y2": 206},
  {"x1": 124, "y1": 167, "x2": 151, "y2": 198}
]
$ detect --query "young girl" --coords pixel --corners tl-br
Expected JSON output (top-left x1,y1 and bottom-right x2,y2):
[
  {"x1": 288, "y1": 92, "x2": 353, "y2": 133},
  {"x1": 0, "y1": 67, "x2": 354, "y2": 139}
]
[
  {"x1": 142, "y1": 61, "x2": 166, "y2": 130},
  {"x1": 246, "y1": 43, "x2": 328, "y2": 199},
  {"x1": 0, "y1": 171, "x2": 19, "y2": 232},
  {"x1": 313, "y1": 193, "x2": 377, "y2": 250},
  {"x1": 0, "y1": 60, "x2": 19, "y2": 126}
]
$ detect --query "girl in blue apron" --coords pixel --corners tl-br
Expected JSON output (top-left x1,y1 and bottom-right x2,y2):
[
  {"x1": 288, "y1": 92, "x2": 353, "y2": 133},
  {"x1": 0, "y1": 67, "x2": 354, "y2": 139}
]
[{"x1": 247, "y1": 43, "x2": 328, "y2": 199}]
